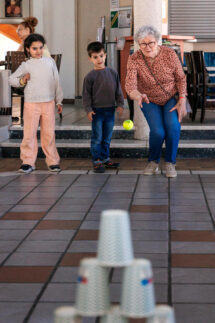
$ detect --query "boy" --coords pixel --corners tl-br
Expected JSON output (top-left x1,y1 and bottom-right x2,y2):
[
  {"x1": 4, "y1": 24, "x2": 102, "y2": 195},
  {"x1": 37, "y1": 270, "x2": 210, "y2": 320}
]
[{"x1": 82, "y1": 41, "x2": 124, "y2": 173}]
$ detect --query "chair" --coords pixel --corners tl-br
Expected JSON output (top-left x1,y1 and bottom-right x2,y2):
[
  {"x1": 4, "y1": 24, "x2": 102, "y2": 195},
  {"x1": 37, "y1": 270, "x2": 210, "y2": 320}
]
[
  {"x1": 5, "y1": 51, "x2": 26, "y2": 123},
  {"x1": 51, "y1": 54, "x2": 62, "y2": 72},
  {"x1": 184, "y1": 52, "x2": 198, "y2": 118},
  {"x1": 191, "y1": 51, "x2": 215, "y2": 123}
]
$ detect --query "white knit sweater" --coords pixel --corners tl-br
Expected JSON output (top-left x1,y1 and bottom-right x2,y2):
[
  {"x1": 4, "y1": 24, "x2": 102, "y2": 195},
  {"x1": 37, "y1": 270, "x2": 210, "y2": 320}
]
[{"x1": 9, "y1": 56, "x2": 63, "y2": 105}]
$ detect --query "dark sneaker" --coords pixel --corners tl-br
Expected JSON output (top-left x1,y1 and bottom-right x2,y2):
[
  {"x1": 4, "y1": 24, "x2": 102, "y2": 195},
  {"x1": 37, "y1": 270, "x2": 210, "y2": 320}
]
[
  {"x1": 48, "y1": 165, "x2": 61, "y2": 172},
  {"x1": 93, "y1": 164, "x2": 105, "y2": 173},
  {"x1": 18, "y1": 164, "x2": 34, "y2": 174},
  {"x1": 103, "y1": 160, "x2": 120, "y2": 169}
]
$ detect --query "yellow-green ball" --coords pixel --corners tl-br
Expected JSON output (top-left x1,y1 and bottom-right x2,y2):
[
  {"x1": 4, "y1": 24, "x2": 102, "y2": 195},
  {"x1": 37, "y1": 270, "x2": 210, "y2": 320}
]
[{"x1": 123, "y1": 120, "x2": 134, "y2": 131}]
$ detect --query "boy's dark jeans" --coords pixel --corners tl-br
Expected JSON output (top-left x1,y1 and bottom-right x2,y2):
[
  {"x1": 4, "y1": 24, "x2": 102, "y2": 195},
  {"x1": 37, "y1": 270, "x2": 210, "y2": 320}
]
[{"x1": 91, "y1": 107, "x2": 115, "y2": 164}]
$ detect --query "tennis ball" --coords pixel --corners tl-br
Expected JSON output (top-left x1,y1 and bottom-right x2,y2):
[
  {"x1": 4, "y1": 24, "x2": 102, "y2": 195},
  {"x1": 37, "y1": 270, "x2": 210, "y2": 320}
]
[{"x1": 123, "y1": 120, "x2": 134, "y2": 130}]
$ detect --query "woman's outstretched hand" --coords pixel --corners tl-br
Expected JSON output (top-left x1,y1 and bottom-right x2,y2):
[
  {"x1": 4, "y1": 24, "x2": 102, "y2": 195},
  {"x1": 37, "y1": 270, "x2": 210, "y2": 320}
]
[
  {"x1": 137, "y1": 93, "x2": 150, "y2": 107},
  {"x1": 169, "y1": 98, "x2": 187, "y2": 123}
]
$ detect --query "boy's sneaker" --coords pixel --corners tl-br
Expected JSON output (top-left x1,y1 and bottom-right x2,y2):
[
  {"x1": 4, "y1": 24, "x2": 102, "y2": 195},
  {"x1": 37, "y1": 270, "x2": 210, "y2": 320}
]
[
  {"x1": 165, "y1": 162, "x2": 177, "y2": 178},
  {"x1": 143, "y1": 161, "x2": 160, "y2": 175},
  {"x1": 93, "y1": 159, "x2": 105, "y2": 173},
  {"x1": 93, "y1": 163, "x2": 105, "y2": 173},
  {"x1": 18, "y1": 164, "x2": 34, "y2": 174},
  {"x1": 48, "y1": 165, "x2": 61, "y2": 172},
  {"x1": 103, "y1": 160, "x2": 120, "y2": 169}
]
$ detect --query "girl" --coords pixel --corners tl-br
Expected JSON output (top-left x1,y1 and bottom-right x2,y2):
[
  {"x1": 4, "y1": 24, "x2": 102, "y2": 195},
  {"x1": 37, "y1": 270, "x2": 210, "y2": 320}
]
[{"x1": 9, "y1": 33, "x2": 63, "y2": 173}]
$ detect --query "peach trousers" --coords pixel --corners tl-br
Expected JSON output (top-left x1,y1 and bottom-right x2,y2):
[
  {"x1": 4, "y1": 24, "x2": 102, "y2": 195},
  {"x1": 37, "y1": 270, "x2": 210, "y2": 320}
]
[{"x1": 20, "y1": 100, "x2": 60, "y2": 167}]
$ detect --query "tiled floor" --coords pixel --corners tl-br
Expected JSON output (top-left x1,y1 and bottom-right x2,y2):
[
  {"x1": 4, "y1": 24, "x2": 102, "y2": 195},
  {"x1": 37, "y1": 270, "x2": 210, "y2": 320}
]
[{"x1": 0, "y1": 161, "x2": 215, "y2": 322}]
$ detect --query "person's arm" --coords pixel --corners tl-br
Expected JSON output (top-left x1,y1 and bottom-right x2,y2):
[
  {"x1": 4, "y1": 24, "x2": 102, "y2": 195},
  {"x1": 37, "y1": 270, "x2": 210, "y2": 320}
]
[
  {"x1": 115, "y1": 72, "x2": 124, "y2": 107},
  {"x1": 43, "y1": 44, "x2": 51, "y2": 58},
  {"x1": 125, "y1": 55, "x2": 149, "y2": 106},
  {"x1": 82, "y1": 76, "x2": 96, "y2": 121},
  {"x1": 53, "y1": 60, "x2": 63, "y2": 106},
  {"x1": 9, "y1": 62, "x2": 27, "y2": 88}
]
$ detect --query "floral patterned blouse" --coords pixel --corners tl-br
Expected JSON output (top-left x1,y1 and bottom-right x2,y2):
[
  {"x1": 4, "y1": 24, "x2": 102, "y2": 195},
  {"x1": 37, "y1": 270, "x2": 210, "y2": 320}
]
[{"x1": 125, "y1": 46, "x2": 187, "y2": 106}]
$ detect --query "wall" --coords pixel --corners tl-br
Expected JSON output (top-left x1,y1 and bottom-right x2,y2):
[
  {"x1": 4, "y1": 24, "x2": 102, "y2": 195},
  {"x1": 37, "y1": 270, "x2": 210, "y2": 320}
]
[
  {"x1": 31, "y1": 0, "x2": 76, "y2": 100},
  {"x1": 77, "y1": 0, "x2": 110, "y2": 95}
]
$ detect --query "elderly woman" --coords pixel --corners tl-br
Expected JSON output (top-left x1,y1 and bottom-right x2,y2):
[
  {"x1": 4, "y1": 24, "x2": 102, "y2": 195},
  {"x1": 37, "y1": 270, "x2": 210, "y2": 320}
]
[{"x1": 125, "y1": 25, "x2": 187, "y2": 178}]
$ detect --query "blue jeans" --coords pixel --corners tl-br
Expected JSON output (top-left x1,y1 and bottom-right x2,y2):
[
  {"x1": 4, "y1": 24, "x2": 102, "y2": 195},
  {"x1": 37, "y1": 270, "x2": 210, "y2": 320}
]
[
  {"x1": 91, "y1": 107, "x2": 115, "y2": 164},
  {"x1": 141, "y1": 97, "x2": 181, "y2": 164}
]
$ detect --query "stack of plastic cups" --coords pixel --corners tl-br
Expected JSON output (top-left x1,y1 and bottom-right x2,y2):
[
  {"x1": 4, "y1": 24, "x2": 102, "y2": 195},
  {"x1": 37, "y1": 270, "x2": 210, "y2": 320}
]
[
  {"x1": 97, "y1": 210, "x2": 134, "y2": 267},
  {"x1": 54, "y1": 306, "x2": 81, "y2": 323},
  {"x1": 120, "y1": 259, "x2": 155, "y2": 318},
  {"x1": 75, "y1": 258, "x2": 110, "y2": 316},
  {"x1": 100, "y1": 306, "x2": 129, "y2": 323},
  {"x1": 146, "y1": 305, "x2": 176, "y2": 323}
]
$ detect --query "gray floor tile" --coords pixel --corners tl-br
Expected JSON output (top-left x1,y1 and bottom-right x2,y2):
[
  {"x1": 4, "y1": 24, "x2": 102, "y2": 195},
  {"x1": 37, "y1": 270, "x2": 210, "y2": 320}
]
[
  {"x1": 52, "y1": 267, "x2": 79, "y2": 283},
  {"x1": 134, "y1": 253, "x2": 168, "y2": 267},
  {"x1": 171, "y1": 242, "x2": 215, "y2": 254},
  {"x1": 0, "y1": 283, "x2": 43, "y2": 301},
  {"x1": 171, "y1": 221, "x2": 213, "y2": 230},
  {"x1": 170, "y1": 205, "x2": 208, "y2": 213},
  {"x1": 5, "y1": 252, "x2": 62, "y2": 266},
  {"x1": 26, "y1": 230, "x2": 75, "y2": 241},
  {"x1": 28, "y1": 302, "x2": 76, "y2": 323},
  {"x1": 40, "y1": 283, "x2": 77, "y2": 302},
  {"x1": 172, "y1": 268, "x2": 215, "y2": 283},
  {"x1": 132, "y1": 230, "x2": 168, "y2": 241},
  {"x1": 174, "y1": 304, "x2": 215, "y2": 323},
  {"x1": 55, "y1": 198, "x2": 92, "y2": 206},
  {"x1": 51, "y1": 205, "x2": 90, "y2": 212},
  {"x1": 0, "y1": 240, "x2": 19, "y2": 252},
  {"x1": 170, "y1": 192, "x2": 204, "y2": 199},
  {"x1": 172, "y1": 284, "x2": 215, "y2": 303},
  {"x1": 0, "y1": 230, "x2": 29, "y2": 241},
  {"x1": 68, "y1": 241, "x2": 98, "y2": 253},
  {"x1": 132, "y1": 199, "x2": 168, "y2": 205},
  {"x1": 0, "y1": 302, "x2": 32, "y2": 323},
  {"x1": 134, "y1": 192, "x2": 168, "y2": 199},
  {"x1": 130, "y1": 212, "x2": 168, "y2": 221},
  {"x1": 0, "y1": 205, "x2": 13, "y2": 217},
  {"x1": 171, "y1": 212, "x2": 211, "y2": 222},
  {"x1": 85, "y1": 213, "x2": 101, "y2": 221},
  {"x1": 80, "y1": 221, "x2": 100, "y2": 230},
  {"x1": 44, "y1": 212, "x2": 86, "y2": 220},
  {"x1": 10, "y1": 205, "x2": 51, "y2": 212},
  {"x1": 17, "y1": 240, "x2": 68, "y2": 253},
  {"x1": 131, "y1": 221, "x2": 168, "y2": 231},
  {"x1": 133, "y1": 241, "x2": 168, "y2": 253},
  {"x1": 0, "y1": 220, "x2": 37, "y2": 229},
  {"x1": 0, "y1": 253, "x2": 8, "y2": 263}
]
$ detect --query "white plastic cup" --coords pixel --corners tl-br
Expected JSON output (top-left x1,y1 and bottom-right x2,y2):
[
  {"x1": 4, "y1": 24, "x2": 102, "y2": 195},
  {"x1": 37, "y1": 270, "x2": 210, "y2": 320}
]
[
  {"x1": 54, "y1": 306, "x2": 81, "y2": 323},
  {"x1": 100, "y1": 306, "x2": 129, "y2": 323},
  {"x1": 120, "y1": 259, "x2": 155, "y2": 318},
  {"x1": 146, "y1": 305, "x2": 176, "y2": 323},
  {"x1": 97, "y1": 210, "x2": 134, "y2": 267},
  {"x1": 75, "y1": 258, "x2": 110, "y2": 316}
]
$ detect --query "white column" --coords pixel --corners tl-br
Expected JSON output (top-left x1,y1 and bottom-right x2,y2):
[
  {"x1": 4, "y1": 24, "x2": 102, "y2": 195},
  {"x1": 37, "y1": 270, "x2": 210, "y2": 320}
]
[
  {"x1": 133, "y1": 0, "x2": 162, "y2": 140},
  {"x1": 30, "y1": 0, "x2": 44, "y2": 34}
]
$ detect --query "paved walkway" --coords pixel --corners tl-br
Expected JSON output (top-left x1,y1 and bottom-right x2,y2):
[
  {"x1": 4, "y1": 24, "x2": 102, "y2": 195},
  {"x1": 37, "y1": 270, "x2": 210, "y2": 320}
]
[{"x1": 0, "y1": 160, "x2": 215, "y2": 322}]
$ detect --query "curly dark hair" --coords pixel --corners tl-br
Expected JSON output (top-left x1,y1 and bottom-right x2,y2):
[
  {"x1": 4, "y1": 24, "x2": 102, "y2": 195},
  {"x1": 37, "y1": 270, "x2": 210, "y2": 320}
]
[{"x1": 24, "y1": 33, "x2": 46, "y2": 57}]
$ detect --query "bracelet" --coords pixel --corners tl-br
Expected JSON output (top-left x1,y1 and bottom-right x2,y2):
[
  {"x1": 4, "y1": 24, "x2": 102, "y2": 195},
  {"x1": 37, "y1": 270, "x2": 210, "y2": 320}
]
[
  {"x1": 19, "y1": 78, "x2": 26, "y2": 86},
  {"x1": 179, "y1": 96, "x2": 185, "y2": 99}
]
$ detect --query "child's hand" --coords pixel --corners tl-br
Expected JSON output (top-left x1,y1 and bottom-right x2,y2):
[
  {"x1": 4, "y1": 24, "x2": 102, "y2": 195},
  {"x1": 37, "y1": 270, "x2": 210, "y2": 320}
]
[
  {"x1": 22, "y1": 73, "x2": 30, "y2": 84},
  {"x1": 87, "y1": 111, "x2": 96, "y2": 121},
  {"x1": 116, "y1": 106, "x2": 123, "y2": 117},
  {"x1": 57, "y1": 104, "x2": 63, "y2": 114}
]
